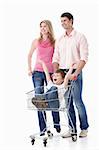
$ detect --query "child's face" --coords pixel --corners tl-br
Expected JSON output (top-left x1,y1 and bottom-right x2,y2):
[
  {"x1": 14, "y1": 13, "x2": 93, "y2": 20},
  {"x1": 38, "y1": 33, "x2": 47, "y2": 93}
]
[{"x1": 52, "y1": 73, "x2": 64, "y2": 85}]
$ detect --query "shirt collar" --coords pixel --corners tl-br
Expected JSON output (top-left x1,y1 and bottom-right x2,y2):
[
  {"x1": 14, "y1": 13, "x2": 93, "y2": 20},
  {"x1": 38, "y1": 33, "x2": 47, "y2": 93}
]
[{"x1": 64, "y1": 29, "x2": 75, "y2": 37}]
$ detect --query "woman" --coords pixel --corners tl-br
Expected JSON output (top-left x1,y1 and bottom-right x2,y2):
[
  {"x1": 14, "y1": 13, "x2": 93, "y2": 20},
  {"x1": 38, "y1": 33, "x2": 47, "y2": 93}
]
[{"x1": 28, "y1": 20, "x2": 61, "y2": 136}]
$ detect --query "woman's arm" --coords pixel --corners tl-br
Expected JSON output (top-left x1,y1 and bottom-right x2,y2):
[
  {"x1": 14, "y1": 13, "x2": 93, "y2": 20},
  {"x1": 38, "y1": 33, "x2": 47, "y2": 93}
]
[{"x1": 28, "y1": 39, "x2": 38, "y2": 76}]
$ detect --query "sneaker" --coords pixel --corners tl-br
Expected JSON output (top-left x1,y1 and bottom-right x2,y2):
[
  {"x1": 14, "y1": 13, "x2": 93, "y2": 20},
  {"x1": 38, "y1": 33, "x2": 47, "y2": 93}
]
[
  {"x1": 47, "y1": 130, "x2": 53, "y2": 138},
  {"x1": 61, "y1": 131, "x2": 72, "y2": 138},
  {"x1": 79, "y1": 129, "x2": 88, "y2": 138},
  {"x1": 40, "y1": 132, "x2": 45, "y2": 136}
]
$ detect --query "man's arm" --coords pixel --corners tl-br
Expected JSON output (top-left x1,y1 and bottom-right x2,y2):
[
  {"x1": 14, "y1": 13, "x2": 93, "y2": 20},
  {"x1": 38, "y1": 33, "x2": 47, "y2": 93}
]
[
  {"x1": 52, "y1": 39, "x2": 60, "y2": 72},
  {"x1": 70, "y1": 60, "x2": 86, "y2": 80},
  {"x1": 70, "y1": 34, "x2": 88, "y2": 80},
  {"x1": 53, "y1": 62, "x2": 59, "y2": 72}
]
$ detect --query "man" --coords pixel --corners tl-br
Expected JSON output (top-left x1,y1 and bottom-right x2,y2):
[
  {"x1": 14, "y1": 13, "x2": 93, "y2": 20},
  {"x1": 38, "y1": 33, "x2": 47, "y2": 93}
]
[{"x1": 53, "y1": 12, "x2": 89, "y2": 138}]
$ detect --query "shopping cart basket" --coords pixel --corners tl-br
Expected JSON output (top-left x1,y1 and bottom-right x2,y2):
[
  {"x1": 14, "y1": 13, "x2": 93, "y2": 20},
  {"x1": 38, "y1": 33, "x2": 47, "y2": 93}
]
[{"x1": 26, "y1": 81, "x2": 77, "y2": 146}]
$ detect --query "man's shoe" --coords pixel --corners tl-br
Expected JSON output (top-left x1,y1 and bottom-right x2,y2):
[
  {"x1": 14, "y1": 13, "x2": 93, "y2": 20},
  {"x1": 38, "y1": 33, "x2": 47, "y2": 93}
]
[
  {"x1": 79, "y1": 129, "x2": 88, "y2": 138},
  {"x1": 56, "y1": 127, "x2": 61, "y2": 133},
  {"x1": 61, "y1": 131, "x2": 72, "y2": 138},
  {"x1": 47, "y1": 130, "x2": 53, "y2": 138}
]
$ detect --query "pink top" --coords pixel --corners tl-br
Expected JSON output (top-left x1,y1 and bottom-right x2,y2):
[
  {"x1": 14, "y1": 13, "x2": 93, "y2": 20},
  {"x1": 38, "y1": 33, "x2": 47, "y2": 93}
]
[
  {"x1": 52, "y1": 30, "x2": 89, "y2": 69},
  {"x1": 34, "y1": 39, "x2": 54, "y2": 73}
]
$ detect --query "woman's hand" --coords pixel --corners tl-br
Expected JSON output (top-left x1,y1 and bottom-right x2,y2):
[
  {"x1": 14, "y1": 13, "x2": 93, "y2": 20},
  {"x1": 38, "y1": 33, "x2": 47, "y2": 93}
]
[{"x1": 28, "y1": 69, "x2": 33, "y2": 76}]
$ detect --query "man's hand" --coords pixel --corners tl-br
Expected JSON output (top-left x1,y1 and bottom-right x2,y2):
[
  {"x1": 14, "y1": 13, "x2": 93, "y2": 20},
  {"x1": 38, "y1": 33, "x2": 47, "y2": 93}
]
[{"x1": 69, "y1": 73, "x2": 78, "y2": 80}]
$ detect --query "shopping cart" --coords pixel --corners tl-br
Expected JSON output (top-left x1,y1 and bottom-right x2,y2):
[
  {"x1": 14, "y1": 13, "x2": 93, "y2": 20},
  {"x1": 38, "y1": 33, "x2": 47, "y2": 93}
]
[{"x1": 26, "y1": 81, "x2": 77, "y2": 146}]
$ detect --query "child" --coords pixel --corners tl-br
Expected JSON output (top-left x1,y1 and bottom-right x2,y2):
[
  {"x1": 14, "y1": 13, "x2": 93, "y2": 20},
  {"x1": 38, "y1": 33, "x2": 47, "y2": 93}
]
[{"x1": 38, "y1": 60, "x2": 74, "y2": 110}]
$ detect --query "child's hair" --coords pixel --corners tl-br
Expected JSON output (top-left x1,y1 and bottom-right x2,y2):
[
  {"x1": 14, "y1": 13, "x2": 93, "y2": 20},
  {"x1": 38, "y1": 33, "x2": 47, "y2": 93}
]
[{"x1": 55, "y1": 69, "x2": 66, "y2": 79}]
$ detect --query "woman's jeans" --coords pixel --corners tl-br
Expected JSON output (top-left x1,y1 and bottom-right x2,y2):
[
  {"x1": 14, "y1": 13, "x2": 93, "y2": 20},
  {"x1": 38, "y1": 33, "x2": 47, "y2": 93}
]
[
  {"x1": 32, "y1": 71, "x2": 60, "y2": 133},
  {"x1": 64, "y1": 72, "x2": 89, "y2": 133}
]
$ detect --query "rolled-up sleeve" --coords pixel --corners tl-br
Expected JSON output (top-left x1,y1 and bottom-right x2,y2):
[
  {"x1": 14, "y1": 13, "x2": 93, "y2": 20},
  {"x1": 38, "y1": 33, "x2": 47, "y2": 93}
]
[
  {"x1": 52, "y1": 40, "x2": 60, "y2": 63},
  {"x1": 79, "y1": 34, "x2": 89, "y2": 63}
]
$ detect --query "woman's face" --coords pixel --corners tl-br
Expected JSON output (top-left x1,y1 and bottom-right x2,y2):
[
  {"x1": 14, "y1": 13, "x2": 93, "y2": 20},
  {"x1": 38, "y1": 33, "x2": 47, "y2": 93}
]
[{"x1": 40, "y1": 22, "x2": 49, "y2": 35}]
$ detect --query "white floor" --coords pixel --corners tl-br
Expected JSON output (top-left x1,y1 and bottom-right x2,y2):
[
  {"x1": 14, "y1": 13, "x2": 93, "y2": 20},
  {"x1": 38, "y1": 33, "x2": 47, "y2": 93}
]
[
  {"x1": 1, "y1": 103, "x2": 99, "y2": 150},
  {"x1": 1, "y1": 1, "x2": 99, "y2": 149}
]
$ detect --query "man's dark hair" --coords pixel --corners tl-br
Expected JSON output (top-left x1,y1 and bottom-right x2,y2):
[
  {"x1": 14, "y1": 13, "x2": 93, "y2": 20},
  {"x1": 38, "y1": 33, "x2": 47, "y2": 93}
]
[
  {"x1": 55, "y1": 69, "x2": 66, "y2": 79},
  {"x1": 61, "y1": 12, "x2": 74, "y2": 24}
]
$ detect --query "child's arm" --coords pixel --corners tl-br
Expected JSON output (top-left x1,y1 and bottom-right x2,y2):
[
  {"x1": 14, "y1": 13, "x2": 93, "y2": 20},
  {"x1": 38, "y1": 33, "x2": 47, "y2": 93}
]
[
  {"x1": 64, "y1": 67, "x2": 73, "y2": 88},
  {"x1": 38, "y1": 60, "x2": 51, "y2": 83}
]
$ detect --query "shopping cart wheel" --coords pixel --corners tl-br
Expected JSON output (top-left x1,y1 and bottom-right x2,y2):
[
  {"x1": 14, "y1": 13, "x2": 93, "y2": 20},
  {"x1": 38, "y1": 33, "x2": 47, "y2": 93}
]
[
  {"x1": 43, "y1": 137, "x2": 47, "y2": 147},
  {"x1": 71, "y1": 134, "x2": 77, "y2": 142},
  {"x1": 47, "y1": 130, "x2": 53, "y2": 138},
  {"x1": 31, "y1": 138, "x2": 35, "y2": 145}
]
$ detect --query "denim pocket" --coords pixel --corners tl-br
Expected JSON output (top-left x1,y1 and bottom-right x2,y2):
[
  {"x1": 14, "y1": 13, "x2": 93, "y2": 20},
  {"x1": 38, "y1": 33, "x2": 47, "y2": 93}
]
[{"x1": 32, "y1": 71, "x2": 42, "y2": 81}]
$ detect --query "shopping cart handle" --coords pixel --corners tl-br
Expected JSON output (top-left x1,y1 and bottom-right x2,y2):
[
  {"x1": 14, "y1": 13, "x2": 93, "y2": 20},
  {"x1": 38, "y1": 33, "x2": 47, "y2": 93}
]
[{"x1": 73, "y1": 75, "x2": 77, "y2": 80}]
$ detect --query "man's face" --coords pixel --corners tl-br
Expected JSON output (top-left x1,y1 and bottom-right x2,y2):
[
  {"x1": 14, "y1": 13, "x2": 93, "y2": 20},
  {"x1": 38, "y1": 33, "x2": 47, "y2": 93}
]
[
  {"x1": 60, "y1": 17, "x2": 72, "y2": 30},
  {"x1": 52, "y1": 73, "x2": 64, "y2": 85}
]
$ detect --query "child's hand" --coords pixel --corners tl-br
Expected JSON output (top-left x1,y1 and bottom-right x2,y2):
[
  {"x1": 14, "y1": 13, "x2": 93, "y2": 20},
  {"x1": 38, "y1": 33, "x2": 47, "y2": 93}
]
[
  {"x1": 69, "y1": 63, "x2": 78, "y2": 80},
  {"x1": 65, "y1": 63, "x2": 77, "y2": 80}
]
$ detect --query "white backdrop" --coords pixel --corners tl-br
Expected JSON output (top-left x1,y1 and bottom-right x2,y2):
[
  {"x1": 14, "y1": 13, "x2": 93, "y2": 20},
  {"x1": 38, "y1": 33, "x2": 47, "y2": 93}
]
[{"x1": 1, "y1": 0, "x2": 99, "y2": 150}]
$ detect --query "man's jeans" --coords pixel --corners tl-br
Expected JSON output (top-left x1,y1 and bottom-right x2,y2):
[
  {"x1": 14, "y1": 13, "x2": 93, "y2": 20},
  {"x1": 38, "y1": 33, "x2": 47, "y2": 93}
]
[
  {"x1": 32, "y1": 71, "x2": 60, "y2": 133},
  {"x1": 64, "y1": 72, "x2": 89, "y2": 133}
]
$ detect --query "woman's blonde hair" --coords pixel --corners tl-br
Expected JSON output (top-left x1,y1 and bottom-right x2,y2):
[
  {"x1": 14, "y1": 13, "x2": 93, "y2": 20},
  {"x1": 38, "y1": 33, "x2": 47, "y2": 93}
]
[{"x1": 38, "y1": 20, "x2": 55, "y2": 46}]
